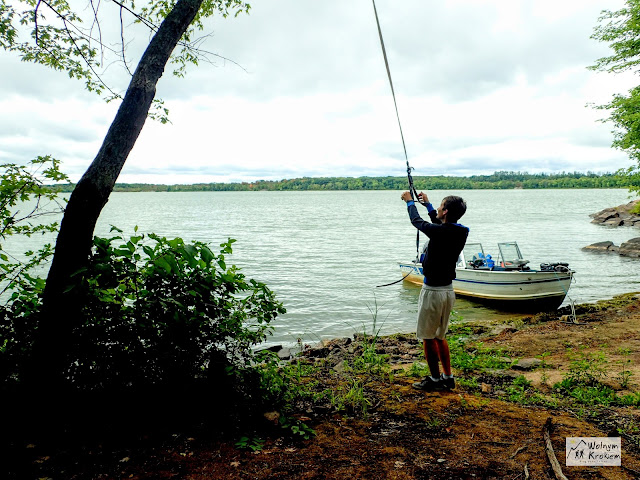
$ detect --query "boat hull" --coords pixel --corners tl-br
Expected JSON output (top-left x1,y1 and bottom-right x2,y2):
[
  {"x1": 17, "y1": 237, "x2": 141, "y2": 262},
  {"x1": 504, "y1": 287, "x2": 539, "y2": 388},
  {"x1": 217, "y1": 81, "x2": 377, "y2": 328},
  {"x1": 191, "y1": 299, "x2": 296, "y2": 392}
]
[{"x1": 398, "y1": 263, "x2": 573, "y2": 312}]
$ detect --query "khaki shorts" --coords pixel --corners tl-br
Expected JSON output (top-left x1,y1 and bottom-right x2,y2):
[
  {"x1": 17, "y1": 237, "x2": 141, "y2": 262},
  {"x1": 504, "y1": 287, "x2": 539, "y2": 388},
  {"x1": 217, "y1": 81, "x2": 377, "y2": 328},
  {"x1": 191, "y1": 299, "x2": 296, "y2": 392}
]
[{"x1": 416, "y1": 284, "x2": 455, "y2": 340}]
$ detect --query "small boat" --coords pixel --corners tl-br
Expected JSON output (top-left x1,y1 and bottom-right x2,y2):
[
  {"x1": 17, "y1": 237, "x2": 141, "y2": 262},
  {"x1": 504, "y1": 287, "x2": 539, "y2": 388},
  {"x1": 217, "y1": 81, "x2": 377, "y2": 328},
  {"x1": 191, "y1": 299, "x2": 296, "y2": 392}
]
[{"x1": 399, "y1": 241, "x2": 574, "y2": 312}]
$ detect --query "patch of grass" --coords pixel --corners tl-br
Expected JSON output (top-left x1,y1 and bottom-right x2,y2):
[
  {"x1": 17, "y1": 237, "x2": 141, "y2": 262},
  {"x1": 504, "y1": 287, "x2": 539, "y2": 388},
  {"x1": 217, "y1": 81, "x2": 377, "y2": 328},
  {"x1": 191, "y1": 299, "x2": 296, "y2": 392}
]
[
  {"x1": 457, "y1": 376, "x2": 479, "y2": 391},
  {"x1": 449, "y1": 340, "x2": 513, "y2": 373},
  {"x1": 537, "y1": 351, "x2": 551, "y2": 384},
  {"x1": 618, "y1": 392, "x2": 640, "y2": 406},
  {"x1": 504, "y1": 375, "x2": 532, "y2": 403},
  {"x1": 351, "y1": 342, "x2": 390, "y2": 377},
  {"x1": 405, "y1": 362, "x2": 430, "y2": 378},
  {"x1": 617, "y1": 347, "x2": 633, "y2": 389},
  {"x1": 330, "y1": 377, "x2": 372, "y2": 417},
  {"x1": 550, "y1": 346, "x2": 639, "y2": 408},
  {"x1": 351, "y1": 296, "x2": 392, "y2": 378},
  {"x1": 564, "y1": 346, "x2": 608, "y2": 386},
  {"x1": 425, "y1": 416, "x2": 442, "y2": 428},
  {"x1": 258, "y1": 352, "x2": 322, "y2": 407},
  {"x1": 554, "y1": 379, "x2": 617, "y2": 406}
]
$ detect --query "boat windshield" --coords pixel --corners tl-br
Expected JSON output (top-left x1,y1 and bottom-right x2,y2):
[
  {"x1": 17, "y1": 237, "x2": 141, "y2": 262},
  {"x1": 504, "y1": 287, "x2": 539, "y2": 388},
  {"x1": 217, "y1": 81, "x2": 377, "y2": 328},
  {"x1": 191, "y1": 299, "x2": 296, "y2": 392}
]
[
  {"x1": 498, "y1": 242, "x2": 523, "y2": 263},
  {"x1": 462, "y1": 243, "x2": 486, "y2": 267},
  {"x1": 498, "y1": 242, "x2": 529, "y2": 269}
]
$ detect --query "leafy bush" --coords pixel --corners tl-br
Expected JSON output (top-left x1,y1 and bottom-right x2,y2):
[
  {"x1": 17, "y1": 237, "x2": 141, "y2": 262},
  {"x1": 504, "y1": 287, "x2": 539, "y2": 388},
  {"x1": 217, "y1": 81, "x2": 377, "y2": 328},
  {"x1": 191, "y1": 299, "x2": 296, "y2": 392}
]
[
  {"x1": 1, "y1": 226, "x2": 286, "y2": 401},
  {"x1": 0, "y1": 161, "x2": 289, "y2": 433},
  {"x1": 59, "y1": 227, "x2": 286, "y2": 391}
]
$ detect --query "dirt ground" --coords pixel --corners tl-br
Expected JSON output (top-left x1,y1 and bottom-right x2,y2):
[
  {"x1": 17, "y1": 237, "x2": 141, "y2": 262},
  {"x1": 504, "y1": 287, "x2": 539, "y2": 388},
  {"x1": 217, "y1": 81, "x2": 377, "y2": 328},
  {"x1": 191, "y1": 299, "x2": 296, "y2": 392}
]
[{"x1": 8, "y1": 293, "x2": 640, "y2": 480}]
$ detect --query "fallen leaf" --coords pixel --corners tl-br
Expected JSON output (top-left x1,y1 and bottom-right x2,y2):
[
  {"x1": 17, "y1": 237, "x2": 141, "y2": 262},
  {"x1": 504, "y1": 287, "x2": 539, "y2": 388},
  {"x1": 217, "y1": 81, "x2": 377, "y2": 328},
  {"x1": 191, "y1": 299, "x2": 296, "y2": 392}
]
[{"x1": 119, "y1": 457, "x2": 130, "y2": 463}]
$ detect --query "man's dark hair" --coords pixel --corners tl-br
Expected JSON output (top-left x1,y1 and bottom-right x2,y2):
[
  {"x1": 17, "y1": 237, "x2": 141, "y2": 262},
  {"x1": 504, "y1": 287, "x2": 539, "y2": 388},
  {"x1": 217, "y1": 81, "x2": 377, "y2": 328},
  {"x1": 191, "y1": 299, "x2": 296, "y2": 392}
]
[{"x1": 442, "y1": 195, "x2": 466, "y2": 223}]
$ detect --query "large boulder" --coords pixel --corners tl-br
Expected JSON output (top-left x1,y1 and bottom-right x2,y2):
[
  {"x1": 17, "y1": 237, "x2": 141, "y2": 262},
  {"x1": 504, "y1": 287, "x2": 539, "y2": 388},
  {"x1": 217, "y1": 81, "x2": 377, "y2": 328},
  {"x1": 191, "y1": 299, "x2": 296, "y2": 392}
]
[
  {"x1": 583, "y1": 237, "x2": 640, "y2": 258},
  {"x1": 590, "y1": 200, "x2": 640, "y2": 227},
  {"x1": 582, "y1": 241, "x2": 620, "y2": 253},
  {"x1": 620, "y1": 237, "x2": 640, "y2": 258}
]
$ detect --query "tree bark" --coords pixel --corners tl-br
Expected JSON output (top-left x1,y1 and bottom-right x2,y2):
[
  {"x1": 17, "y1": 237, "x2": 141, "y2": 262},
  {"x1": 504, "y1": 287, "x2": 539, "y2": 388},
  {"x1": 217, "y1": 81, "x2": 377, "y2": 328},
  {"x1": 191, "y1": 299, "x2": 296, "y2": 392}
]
[{"x1": 34, "y1": 0, "x2": 204, "y2": 384}]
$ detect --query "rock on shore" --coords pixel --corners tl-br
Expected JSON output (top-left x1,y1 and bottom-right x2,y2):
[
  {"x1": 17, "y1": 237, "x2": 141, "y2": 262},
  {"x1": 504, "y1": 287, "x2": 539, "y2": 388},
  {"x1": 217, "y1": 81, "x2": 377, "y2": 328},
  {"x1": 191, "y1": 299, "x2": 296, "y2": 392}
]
[
  {"x1": 583, "y1": 237, "x2": 640, "y2": 258},
  {"x1": 586, "y1": 200, "x2": 640, "y2": 257},
  {"x1": 590, "y1": 199, "x2": 640, "y2": 227}
]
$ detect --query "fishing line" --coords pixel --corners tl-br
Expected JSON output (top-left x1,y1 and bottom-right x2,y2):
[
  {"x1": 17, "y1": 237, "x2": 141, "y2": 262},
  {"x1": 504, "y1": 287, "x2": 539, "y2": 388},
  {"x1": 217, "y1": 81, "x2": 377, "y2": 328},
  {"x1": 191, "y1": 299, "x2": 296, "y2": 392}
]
[
  {"x1": 371, "y1": 0, "x2": 421, "y2": 287},
  {"x1": 371, "y1": 0, "x2": 420, "y2": 202}
]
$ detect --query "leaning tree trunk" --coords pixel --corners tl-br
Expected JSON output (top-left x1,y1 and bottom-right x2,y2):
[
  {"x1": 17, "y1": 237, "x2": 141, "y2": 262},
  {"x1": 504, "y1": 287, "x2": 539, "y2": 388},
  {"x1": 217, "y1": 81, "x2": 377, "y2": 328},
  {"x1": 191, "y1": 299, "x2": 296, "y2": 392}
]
[{"x1": 34, "y1": 0, "x2": 205, "y2": 386}]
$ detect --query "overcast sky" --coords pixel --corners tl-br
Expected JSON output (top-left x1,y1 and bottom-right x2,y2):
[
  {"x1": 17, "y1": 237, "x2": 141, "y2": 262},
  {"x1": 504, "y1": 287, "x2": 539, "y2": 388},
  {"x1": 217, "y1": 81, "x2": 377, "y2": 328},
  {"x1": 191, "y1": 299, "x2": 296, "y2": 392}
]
[{"x1": 1, "y1": 0, "x2": 637, "y2": 184}]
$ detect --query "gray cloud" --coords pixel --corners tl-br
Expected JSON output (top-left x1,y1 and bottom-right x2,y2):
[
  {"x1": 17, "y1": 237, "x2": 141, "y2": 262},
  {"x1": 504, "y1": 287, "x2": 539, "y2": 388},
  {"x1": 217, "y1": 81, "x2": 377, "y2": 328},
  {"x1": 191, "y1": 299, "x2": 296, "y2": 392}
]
[{"x1": 0, "y1": 0, "x2": 634, "y2": 183}]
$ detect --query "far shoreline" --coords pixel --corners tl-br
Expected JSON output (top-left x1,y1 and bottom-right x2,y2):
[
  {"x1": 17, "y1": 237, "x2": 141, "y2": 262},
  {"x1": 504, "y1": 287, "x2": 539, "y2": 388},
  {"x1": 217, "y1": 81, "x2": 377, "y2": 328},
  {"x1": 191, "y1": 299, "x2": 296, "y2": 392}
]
[{"x1": 47, "y1": 171, "x2": 632, "y2": 193}]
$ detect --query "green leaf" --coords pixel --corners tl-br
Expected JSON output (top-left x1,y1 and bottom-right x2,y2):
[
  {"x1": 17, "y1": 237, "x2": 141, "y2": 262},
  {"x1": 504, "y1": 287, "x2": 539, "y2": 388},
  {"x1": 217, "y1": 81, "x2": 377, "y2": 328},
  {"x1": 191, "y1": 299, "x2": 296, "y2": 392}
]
[
  {"x1": 201, "y1": 245, "x2": 215, "y2": 265},
  {"x1": 154, "y1": 256, "x2": 171, "y2": 273},
  {"x1": 182, "y1": 244, "x2": 198, "y2": 267}
]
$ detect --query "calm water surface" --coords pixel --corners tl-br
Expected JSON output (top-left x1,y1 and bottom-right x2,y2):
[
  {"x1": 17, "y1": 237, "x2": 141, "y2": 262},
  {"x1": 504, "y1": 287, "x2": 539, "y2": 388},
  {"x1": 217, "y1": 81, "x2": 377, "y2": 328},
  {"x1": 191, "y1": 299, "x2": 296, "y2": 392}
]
[{"x1": 86, "y1": 189, "x2": 640, "y2": 348}]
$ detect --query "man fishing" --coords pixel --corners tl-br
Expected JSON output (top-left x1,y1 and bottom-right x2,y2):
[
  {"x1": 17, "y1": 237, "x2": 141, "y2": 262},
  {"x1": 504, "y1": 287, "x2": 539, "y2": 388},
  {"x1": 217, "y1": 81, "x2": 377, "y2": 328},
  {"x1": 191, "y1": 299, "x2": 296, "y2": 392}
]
[{"x1": 400, "y1": 190, "x2": 469, "y2": 391}]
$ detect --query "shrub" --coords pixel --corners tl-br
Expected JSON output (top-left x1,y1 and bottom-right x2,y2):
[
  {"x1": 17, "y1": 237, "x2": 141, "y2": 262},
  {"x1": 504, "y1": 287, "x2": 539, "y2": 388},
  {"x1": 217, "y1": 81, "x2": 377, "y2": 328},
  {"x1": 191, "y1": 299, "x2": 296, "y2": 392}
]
[
  {"x1": 60, "y1": 227, "x2": 286, "y2": 391},
  {"x1": 1, "y1": 227, "x2": 286, "y2": 402}
]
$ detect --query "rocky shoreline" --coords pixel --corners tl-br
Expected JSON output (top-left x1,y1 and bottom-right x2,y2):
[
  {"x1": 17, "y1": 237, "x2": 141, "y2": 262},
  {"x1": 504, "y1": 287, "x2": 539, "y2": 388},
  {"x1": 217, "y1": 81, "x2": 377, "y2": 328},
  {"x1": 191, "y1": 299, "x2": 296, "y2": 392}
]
[
  {"x1": 585, "y1": 199, "x2": 640, "y2": 258},
  {"x1": 589, "y1": 199, "x2": 640, "y2": 227},
  {"x1": 583, "y1": 237, "x2": 640, "y2": 257}
]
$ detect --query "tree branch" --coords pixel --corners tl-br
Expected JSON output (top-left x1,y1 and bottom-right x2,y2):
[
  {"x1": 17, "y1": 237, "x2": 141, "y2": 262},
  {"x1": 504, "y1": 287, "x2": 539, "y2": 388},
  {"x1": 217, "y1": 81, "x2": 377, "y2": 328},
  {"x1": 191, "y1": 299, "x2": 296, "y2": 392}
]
[
  {"x1": 39, "y1": 0, "x2": 118, "y2": 97},
  {"x1": 34, "y1": 0, "x2": 42, "y2": 46},
  {"x1": 88, "y1": 0, "x2": 105, "y2": 67},
  {"x1": 115, "y1": 5, "x2": 132, "y2": 75}
]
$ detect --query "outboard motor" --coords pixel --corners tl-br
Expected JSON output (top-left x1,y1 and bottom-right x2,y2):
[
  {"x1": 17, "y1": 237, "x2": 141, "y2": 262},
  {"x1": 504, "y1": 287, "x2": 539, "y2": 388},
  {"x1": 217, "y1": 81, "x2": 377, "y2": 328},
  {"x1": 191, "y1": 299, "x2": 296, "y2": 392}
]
[{"x1": 540, "y1": 262, "x2": 570, "y2": 272}]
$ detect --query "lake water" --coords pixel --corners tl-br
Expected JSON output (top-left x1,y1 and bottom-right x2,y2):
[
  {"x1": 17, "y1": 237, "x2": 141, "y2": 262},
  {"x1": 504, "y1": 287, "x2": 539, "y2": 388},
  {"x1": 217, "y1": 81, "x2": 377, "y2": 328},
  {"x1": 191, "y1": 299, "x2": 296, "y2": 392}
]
[{"x1": 8, "y1": 189, "x2": 640, "y2": 348}]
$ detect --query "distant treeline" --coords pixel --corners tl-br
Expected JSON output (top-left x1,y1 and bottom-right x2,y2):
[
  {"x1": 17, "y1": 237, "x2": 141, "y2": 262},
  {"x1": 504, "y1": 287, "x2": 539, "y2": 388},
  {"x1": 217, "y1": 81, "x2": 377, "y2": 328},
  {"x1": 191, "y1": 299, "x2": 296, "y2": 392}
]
[{"x1": 51, "y1": 171, "x2": 630, "y2": 192}]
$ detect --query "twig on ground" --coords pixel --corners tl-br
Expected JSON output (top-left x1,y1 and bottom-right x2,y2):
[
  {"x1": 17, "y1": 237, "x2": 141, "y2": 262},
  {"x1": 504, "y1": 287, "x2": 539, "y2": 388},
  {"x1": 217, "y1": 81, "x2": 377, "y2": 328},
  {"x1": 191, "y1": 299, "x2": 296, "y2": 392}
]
[
  {"x1": 543, "y1": 417, "x2": 568, "y2": 480},
  {"x1": 510, "y1": 445, "x2": 527, "y2": 458},
  {"x1": 623, "y1": 465, "x2": 640, "y2": 477}
]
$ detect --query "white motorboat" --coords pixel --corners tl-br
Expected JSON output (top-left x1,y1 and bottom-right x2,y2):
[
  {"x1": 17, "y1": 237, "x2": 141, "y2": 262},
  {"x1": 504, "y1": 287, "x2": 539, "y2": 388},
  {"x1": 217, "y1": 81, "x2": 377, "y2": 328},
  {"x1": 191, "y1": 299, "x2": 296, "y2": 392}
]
[{"x1": 399, "y1": 242, "x2": 574, "y2": 311}]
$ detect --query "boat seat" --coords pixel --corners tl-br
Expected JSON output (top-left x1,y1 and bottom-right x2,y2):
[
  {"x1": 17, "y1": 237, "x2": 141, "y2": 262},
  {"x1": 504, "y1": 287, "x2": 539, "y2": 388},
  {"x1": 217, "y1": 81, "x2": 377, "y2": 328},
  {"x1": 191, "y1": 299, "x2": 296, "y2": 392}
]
[{"x1": 502, "y1": 259, "x2": 529, "y2": 270}]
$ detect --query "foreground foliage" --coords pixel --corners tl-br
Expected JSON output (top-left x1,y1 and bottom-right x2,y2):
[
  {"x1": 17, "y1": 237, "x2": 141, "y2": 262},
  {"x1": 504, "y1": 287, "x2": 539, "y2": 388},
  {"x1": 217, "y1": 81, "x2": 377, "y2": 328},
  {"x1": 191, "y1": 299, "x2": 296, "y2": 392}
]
[
  {"x1": 67, "y1": 229, "x2": 285, "y2": 391},
  {"x1": 1, "y1": 228, "x2": 285, "y2": 397}
]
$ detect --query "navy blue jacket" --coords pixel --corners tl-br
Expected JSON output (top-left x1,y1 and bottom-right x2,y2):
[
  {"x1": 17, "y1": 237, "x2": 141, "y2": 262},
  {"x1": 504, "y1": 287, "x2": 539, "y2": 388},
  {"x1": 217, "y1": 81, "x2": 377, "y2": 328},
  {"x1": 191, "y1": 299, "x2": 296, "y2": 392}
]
[{"x1": 407, "y1": 201, "x2": 469, "y2": 286}]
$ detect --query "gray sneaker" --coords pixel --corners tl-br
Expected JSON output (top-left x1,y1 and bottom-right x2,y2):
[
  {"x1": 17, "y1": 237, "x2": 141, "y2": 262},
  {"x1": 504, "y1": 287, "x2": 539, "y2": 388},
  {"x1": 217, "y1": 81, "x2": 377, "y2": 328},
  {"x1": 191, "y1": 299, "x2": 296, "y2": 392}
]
[
  {"x1": 439, "y1": 374, "x2": 455, "y2": 390},
  {"x1": 412, "y1": 376, "x2": 444, "y2": 391}
]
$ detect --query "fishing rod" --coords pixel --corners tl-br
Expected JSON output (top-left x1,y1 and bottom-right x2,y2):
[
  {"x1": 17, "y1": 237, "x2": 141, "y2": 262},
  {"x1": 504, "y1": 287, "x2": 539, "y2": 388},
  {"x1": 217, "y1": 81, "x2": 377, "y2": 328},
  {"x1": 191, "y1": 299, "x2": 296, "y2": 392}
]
[
  {"x1": 371, "y1": 0, "x2": 418, "y2": 200},
  {"x1": 371, "y1": 0, "x2": 422, "y2": 288}
]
